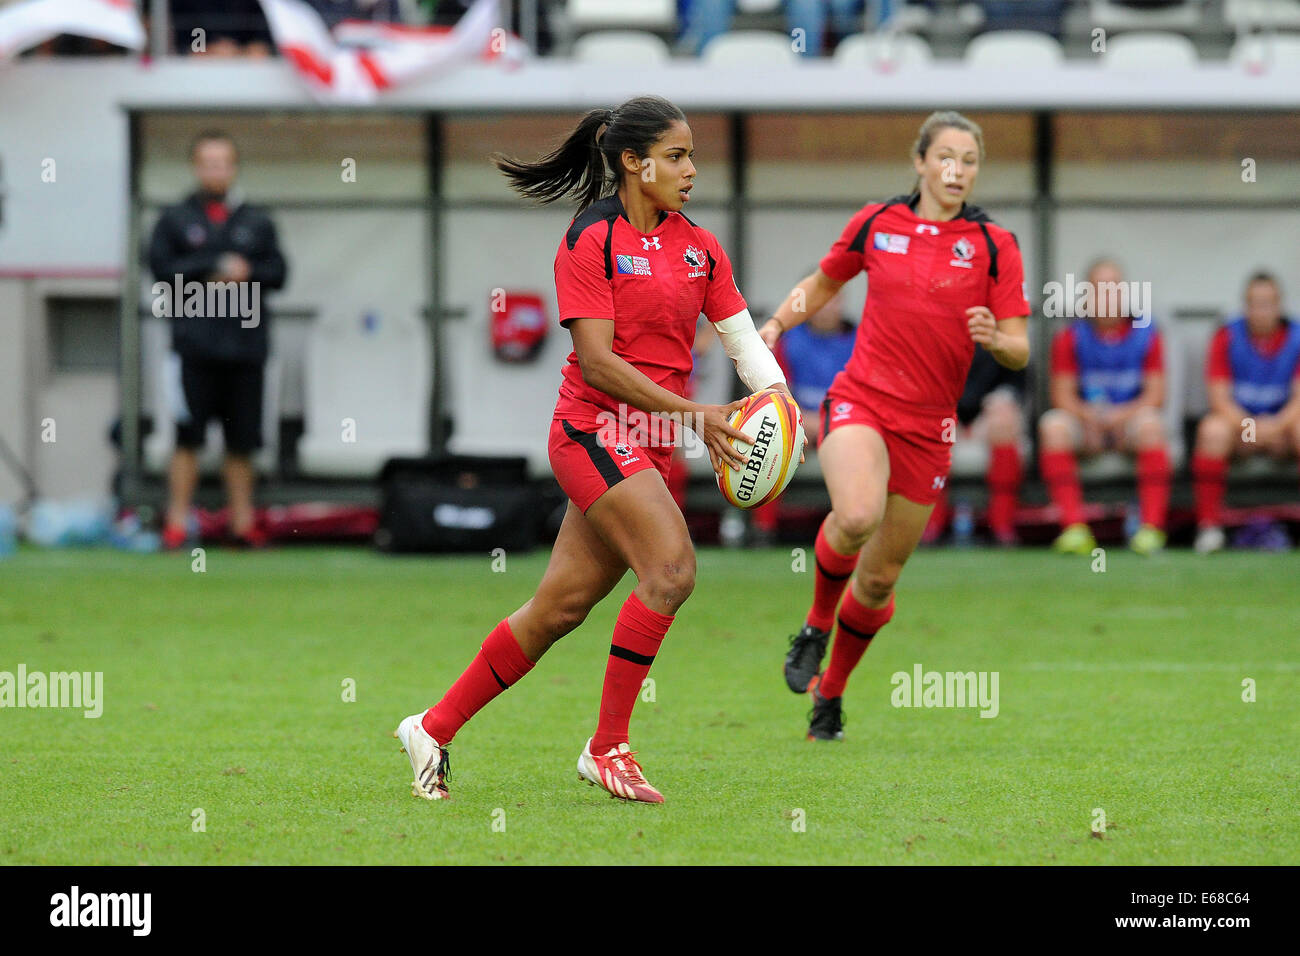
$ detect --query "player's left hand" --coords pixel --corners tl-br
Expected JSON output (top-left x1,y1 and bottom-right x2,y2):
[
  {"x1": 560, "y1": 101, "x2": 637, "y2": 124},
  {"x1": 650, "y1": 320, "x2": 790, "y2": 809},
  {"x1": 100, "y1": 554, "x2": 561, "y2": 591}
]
[{"x1": 966, "y1": 306, "x2": 997, "y2": 350}]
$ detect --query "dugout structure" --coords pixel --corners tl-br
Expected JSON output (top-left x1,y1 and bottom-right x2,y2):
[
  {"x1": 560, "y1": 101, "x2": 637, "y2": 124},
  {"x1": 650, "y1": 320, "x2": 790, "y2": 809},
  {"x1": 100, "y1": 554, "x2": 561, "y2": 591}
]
[{"x1": 100, "y1": 59, "x2": 1300, "y2": 512}]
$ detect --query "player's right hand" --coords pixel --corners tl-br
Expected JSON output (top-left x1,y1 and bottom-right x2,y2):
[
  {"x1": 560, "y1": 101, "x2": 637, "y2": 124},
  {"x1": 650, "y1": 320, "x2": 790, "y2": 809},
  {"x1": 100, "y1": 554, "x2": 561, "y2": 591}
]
[{"x1": 694, "y1": 399, "x2": 752, "y2": 475}]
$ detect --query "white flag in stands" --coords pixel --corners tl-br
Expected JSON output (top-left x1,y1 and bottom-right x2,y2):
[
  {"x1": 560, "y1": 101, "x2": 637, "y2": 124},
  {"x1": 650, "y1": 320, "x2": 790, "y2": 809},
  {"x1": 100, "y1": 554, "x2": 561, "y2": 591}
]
[
  {"x1": 257, "y1": 0, "x2": 516, "y2": 104},
  {"x1": 0, "y1": 0, "x2": 145, "y2": 59}
]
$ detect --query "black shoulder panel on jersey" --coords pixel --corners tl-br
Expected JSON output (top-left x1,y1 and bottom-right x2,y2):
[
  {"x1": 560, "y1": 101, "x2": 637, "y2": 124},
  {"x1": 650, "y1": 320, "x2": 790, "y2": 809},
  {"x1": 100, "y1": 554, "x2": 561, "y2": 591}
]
[
  {"x1": 602, "y1": 220, "x2": 615, "y2": 280},
  {"x1": 565, "y1": 195, "x2": 622, "y2": 251},
  {"x1": 977, "y1": 222, "x2": 999, "y2": 280},
  {"x1": 846, "y1": 195, "x2": 912, "y2": 254},
  {"x1": 960, "y1": 204, "x2": 1005, "y2": 280}
]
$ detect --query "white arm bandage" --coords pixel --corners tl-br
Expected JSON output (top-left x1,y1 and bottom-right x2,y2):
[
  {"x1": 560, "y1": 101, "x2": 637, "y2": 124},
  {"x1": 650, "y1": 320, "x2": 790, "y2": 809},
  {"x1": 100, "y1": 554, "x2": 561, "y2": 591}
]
[{"x1": 713, "y1": 309, "x2": 786, "y2": 393}]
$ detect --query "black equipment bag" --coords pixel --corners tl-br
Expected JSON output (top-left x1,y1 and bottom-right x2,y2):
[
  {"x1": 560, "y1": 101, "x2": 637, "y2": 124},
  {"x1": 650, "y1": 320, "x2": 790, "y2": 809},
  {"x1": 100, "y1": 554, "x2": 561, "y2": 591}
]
[{"x1": 376, "y1": 455, "x2": 542, "y2": 553}]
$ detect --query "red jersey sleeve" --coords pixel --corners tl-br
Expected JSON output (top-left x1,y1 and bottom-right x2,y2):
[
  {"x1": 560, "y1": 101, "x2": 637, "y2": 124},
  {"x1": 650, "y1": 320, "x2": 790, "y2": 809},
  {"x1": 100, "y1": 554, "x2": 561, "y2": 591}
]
[
  {"x1": 700, "y1": 231, "x2": 747, "y2": 323},
  {"x1": 989, "y1": 232, "x2": 1031, "y2": 320},
  {"x1": 554, "y1": 224, "x2": 615, "y2": 325},
  {"x1": 1050, "y1": 327, "x2": 1077, "y2": 376},
  {"x1": 1143, "y1": 328, "x2": 1164, "y2": 374},
  {"x1": 1206, "y1": 327, "x2": 1232, "y2": 382},
  {"x1": 819, "y1": 204, "x2": 877, "y2": 283}
]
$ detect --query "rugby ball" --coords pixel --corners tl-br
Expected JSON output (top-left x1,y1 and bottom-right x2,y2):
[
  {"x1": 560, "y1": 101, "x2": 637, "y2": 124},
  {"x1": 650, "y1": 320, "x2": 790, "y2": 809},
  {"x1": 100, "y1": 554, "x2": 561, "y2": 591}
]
[{"x1": 717, "y1": 388, "x2": 806, "y2": 509}]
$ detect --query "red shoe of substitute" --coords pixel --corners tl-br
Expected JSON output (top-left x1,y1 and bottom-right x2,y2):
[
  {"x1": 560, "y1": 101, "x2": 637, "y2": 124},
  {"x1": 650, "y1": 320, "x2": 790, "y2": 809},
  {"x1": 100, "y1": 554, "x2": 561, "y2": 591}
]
[
  {"x1": 161, "y1": 524, "x2": 188, "y2": 551},
  {"x1": 577, "y1": 739, "x2": 664, "y2": 804}
]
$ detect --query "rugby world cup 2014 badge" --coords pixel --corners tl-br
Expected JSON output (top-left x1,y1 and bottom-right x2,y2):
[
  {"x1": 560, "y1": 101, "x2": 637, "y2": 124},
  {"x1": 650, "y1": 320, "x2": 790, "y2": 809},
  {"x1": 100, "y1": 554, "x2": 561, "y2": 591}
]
[{"x1": 683, "y1": 244, "x2": 708, "y2": 278}]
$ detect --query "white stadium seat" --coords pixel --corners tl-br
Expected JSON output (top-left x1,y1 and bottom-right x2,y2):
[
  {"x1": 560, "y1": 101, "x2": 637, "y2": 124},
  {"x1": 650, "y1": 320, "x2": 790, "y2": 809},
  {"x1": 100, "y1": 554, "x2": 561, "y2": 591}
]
[
  {"x1": 1102, "y1": 31, "x2": 1199, "y2": 69},
  {"x1": 296, "y1": 309, "x2": 430, "y2": 478},
  {"x1": 565, "y1": 0, "x2": 675, "y2": 30},
  {"x1": 964, "y1": 31, "x2": 1066, "y2": 68},
  {"x1": 1224, "y1": 0, "x2": 1300, "y2": 29},
  {"x1": 1230, "y1": 32, "x2": 1300, "y2": 69},
  {"x1": 1089, "y1": 0, "x2": 1207, "y2": 32},
  {"x1": 144, "y1": 351, "x2": 280, "y2": 476},
  {"x1": 572, "y1": 30, "x2": 672, "y2": 65},
  {"x1": 833, "y1": 31, "x2": 934, "y2": 68},
  {"x1": 702, "y1": 30, "x2": 801, "y2": 66}
]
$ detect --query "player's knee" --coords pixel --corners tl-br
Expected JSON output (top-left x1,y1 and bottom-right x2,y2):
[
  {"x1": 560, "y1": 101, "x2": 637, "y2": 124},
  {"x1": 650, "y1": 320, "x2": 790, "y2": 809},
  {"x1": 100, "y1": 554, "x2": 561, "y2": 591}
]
[
  {"x1": 1196, "y1": 414, "x2": 1232, "y2": 452},
  {"x1": 834, "y1": 501, "x2": 884, "y2": 545},
  {"x1": 984, "y1": 395, "x2": 1023, "y2": 443},
  {"x1": 642, "y1": 549, "x2": 696, "y2": 612},
  {"x1": 854, "y1": 565, "x2": 900, "y2": 605},
  {"x1": 1038, "y1": 409, "x2": 1074, "y2": 448},
  {"x1": 1133, "y1": 408, "x2": 1165, "y2": 447}
]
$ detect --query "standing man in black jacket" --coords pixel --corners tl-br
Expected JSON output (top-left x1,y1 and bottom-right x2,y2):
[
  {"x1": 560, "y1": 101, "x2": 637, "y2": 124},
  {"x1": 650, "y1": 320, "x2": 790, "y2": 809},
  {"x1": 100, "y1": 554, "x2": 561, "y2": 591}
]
[{"x1": 149, "y1": 130, "x2": 287, "y2": 548}]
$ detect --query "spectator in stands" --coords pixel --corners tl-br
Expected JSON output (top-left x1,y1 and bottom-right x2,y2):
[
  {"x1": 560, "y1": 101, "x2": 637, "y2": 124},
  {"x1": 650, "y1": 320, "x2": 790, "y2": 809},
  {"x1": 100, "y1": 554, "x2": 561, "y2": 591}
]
[
  {"x1": 149, "y1": 131, "x2": 287, "y2": 548},
  {"x1": 973, "y1": 0, "x2": 1066, "y2": 38},
  {"x1": 171, "y1": 0, "x2": 273, "y2": 56},
  {"x1": 1191, "y1": 271, "x2": 1300, "y2": 554},
  {"x1": 749, "y1": 290, "x2": 856, "y2": 541},
  {"x1": 680, "y1": 0, "x2": 867, "y2": 58},
  {"x1": 306, "y1": 0, "x2": 404, "y2": 29},
  {"x1": 922, "y1": 347, "x2": 1027, "y2": 545},
  {"x1": 1038, "y1": 257, "x2": 1171, "y2": 555}
]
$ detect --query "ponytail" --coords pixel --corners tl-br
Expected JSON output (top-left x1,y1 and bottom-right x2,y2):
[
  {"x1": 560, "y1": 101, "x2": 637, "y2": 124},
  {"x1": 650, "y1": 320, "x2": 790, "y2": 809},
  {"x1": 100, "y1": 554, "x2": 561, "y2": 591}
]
[{"x1": 493, "y1": 96, "x2": 687, "y2": 211}]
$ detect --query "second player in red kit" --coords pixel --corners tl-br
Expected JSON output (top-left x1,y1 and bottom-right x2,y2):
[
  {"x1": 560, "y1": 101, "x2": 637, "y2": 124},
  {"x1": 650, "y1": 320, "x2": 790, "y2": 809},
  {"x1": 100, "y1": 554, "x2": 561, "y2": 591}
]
[
  {"x1": 392, "y1": 96, "x2": 791, "y2": 803},
  {"x1": 761, "y1": 111, "x2": 1032, "y2": 741}
]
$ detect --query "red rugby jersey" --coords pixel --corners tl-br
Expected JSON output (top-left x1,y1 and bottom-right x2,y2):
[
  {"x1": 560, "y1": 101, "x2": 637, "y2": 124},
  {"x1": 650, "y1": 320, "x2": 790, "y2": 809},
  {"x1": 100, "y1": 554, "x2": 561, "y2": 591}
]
[
  {"x1": 820, "y1": 193, "x2": 1031, "y2": 413},
  {"x1": 553, "y1": 194, "x2": 746, "y2": 427}
]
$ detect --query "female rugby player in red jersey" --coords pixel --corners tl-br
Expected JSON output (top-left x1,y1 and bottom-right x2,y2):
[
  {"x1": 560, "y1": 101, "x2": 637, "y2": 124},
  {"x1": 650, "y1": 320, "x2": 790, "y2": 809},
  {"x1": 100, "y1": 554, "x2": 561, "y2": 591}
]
[
  {"x1": 394, "y1": 96, "x2": 791, "y2": 803},
  {"x1": 761, "y1": 111, "x2": 1032, "y2": 741}
]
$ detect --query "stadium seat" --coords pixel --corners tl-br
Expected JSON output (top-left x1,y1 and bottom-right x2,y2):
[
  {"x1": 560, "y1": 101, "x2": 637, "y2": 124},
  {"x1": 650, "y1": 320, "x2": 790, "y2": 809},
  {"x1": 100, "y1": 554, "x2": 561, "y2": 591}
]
[
  {"x1": 1088, "y1": 0, "x2": 1207, "y2": 32},
  {"x1": 1230, "y1": 32, "x2": 1300, "y2": 69},
  {"x1": 144, "y1": 350, "x2": 281, "y2": 476},
  {"x1": 964, "y1": 30, "x2": 1066, "y2": 67},
  {"x1": 1224, "y1": 0, "x2": 1300, "y2": 28},
  {"x1": 296, "y1": 309, "x2": 431, "y2": 478},
  {"x1": 565, "y1": 0, "x2": 676, "y2": 30},
  {"x1": 702, "y1": 30, "x2": 802, "y2": 66},
  {"x1": 833, "y1": 31, "x2": 934, "y2": 68},
  {"x1": 1101, "y1": 31, "x2": 1199, "y2": 68},
  {"x1": 737, "y1": 0, "x2": 783, "y2": 11},
  {"x1": 572, "y1": 30, "x2": 672, "y2": 64}
]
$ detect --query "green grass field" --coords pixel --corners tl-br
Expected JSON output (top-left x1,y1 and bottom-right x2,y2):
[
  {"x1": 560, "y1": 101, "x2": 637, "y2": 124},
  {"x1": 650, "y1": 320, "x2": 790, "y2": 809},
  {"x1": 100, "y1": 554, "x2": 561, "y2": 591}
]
[{"x1": 1, "y1": 544, "x2": 1296, "y2": 865}]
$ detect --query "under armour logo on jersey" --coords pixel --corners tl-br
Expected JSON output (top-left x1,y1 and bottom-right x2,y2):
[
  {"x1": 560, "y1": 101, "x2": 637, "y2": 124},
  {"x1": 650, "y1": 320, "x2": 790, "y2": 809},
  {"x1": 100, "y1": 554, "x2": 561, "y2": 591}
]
[
  {"x1": 932, "y1": 475, "x2": 947, "y2": 489},
  {"x1": 641, "y1": 236, "x2": 661, "y2": 251},
  {"x1": 915, "y1": 224, "x2": 939, "y2": 236}
]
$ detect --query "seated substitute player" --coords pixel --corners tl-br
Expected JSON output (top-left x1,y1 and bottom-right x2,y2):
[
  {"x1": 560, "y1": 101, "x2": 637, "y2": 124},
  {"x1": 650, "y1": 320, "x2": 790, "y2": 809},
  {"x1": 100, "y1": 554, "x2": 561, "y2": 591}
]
[
  {"x1": 921, "y1": 347, "x2": 1028, "y2": 546},
  {"x1": 1191, "y1": 271, "x2": 1300, "y2": 554},
  {"x1": 393, "y1": 96, "x2": 792, "y2": 803},
  {"x1": 1038, "y1": 257, "x2": 1172, "y2": 556},
  {"x1": 749, "y1": 289, "x2": 856, "y2": 542}
]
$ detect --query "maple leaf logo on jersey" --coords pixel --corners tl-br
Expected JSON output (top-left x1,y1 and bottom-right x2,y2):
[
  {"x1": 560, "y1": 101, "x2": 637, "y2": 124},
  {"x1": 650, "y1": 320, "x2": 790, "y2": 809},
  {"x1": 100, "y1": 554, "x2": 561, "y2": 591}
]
[
  {"x1": 683, "y1": 244, "x2": 707, "y2": 278},
  {"x1": 949, "y1": 237, "x2": 976, "y2": 269}
]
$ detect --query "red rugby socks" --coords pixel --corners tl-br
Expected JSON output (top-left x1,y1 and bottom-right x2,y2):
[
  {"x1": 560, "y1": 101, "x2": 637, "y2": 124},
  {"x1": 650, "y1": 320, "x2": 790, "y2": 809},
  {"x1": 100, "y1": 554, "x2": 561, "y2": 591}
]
[
  {"x1": 1040, "y1": 449, "x2": 1085, "y2": 527},
  {"x1": 819, "y1": 590, "x2": 894, "y2": 699},
  {"x1": 806, "y1": 522, "x2": 858, "y2": 632},
  {"x1": 422, "y1": 619, "x2": 534, "y2": 745},
  {"x1": 590, "y1": 592, "x2": 674, "y2": 755},
  {"x1": 1136, "y1": 447, "x2": 1172, "y2": 530},
  {"x1": 1192, "y1": 452, "x2": 1227, "y2": 529},
  {"x1": 986, "y1": 443, "x2": 1022, "y2": 537}
]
